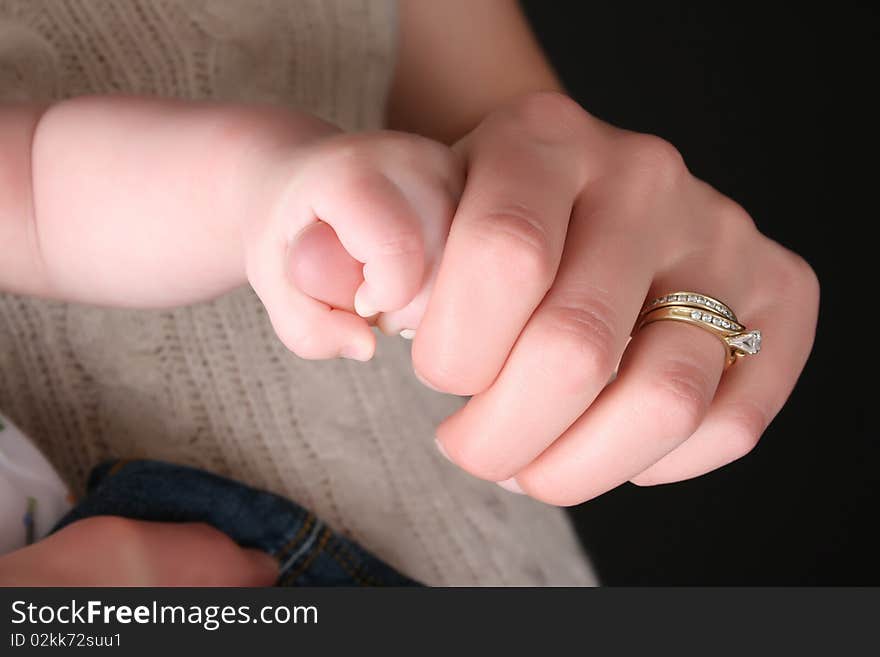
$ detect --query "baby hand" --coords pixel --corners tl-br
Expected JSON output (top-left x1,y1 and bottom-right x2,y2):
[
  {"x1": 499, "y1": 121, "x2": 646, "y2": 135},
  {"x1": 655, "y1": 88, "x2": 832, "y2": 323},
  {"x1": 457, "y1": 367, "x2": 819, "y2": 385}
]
[{"x1": 245, "y1": 131, "x2": 462, "y2": 361}]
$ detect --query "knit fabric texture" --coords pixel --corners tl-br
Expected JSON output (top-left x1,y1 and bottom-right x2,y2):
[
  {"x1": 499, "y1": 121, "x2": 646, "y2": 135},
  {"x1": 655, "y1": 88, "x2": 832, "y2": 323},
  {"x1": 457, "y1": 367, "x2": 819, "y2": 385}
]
[{"x1": 0, "y1": 0, "x2": 596, "y2": 586}]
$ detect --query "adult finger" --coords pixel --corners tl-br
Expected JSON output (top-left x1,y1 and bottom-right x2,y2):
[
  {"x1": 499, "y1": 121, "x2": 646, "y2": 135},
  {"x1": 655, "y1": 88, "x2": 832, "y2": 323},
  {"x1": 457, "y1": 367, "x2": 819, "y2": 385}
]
[
  {"x1": 435, "y1": 198, "x2": 654, "y2": 481},
  {"x1": 514, "y1": 319, "x2": 726, "y2": 506},
  {"x1": 124, "y1": 520, "x2": 279, "y2": 586},
  {"x1": 414, "y1": 95, "x2": 590, "y2": 395},
  {"x1": 631, "y1": 258, "x2": 819, "y2": 484},
  {"x1": 0, "y1": 517, "x2": 278, "y2": 586}
]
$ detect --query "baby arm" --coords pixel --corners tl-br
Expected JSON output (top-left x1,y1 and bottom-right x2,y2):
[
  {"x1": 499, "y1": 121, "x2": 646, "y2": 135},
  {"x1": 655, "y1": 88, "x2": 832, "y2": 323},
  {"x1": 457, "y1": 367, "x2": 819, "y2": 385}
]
[
  {"x1": 0, "y1": 96, "x2": 462, "y2": 360},
  {"x1": 0, "y1": 96, "x2": 337, "y2": 305}
]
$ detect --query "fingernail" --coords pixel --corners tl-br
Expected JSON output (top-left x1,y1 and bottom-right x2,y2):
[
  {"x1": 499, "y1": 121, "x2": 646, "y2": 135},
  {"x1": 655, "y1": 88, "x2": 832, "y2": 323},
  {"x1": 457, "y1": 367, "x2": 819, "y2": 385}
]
[
  {"x1": 340, "y1": 342, "x2": 373, "y2": 361},
  {"x1": 354, "y1": 292, "x2": 377, "y2": 318},
  {"x1": 399, "y1": 329, "x2": 416, "y2": 340},
  {"x1": 243, "y1": 548, "x2": 280, "y2": 581},
  {"x1": 497, "y1": 477, "x2": 525, "y2": 495},
  {"x1": 434, "y1": 439, "x2": 452, "y2": 462},
  {"x1": 415, "y1": 369, "x2": 442, "y2": 392}
]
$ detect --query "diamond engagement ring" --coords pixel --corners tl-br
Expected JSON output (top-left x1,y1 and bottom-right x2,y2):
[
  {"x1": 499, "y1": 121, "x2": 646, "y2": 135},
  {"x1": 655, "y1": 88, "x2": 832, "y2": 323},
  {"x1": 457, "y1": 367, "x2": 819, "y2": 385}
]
[{"x1": 634, "y1": 291, "x2": 762, "y2": 368}]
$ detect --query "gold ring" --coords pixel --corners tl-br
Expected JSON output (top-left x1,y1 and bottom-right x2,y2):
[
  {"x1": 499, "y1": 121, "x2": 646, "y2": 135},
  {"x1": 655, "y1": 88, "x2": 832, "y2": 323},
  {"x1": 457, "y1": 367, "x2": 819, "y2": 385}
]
[{"x1": 635, "y1": 291, "x2": 762, "y2": 368}]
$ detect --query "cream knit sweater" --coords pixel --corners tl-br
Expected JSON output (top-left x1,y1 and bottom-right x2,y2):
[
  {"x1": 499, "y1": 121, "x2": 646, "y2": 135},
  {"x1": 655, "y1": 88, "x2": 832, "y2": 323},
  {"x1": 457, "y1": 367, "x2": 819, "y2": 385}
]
[{"x1": 0, "y1": 0, "x2": 596, "y2": 586}]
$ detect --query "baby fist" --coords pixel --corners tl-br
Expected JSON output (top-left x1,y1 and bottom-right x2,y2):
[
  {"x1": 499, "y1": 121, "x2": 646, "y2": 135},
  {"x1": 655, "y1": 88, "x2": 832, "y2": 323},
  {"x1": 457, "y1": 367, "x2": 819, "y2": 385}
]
[{"x1": 245, "y1": 131, "x2": 462, "y2": 361}]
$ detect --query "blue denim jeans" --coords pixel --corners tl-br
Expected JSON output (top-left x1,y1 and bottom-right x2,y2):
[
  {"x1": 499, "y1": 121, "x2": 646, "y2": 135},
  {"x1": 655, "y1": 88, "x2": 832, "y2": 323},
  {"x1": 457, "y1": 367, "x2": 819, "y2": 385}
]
[{"x1": 53, "y1": 460, "x2": 419, "y2": 587}]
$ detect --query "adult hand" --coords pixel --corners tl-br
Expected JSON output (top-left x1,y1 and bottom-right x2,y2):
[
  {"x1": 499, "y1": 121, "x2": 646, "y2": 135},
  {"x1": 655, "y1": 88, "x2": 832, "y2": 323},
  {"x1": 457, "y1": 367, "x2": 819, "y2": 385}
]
[
  {"x1": 413, "y1": 92, "x2": 819, "y2": 505},
  {"x1": 0, "y1": 516, "x2": 278, "y2": 586}
]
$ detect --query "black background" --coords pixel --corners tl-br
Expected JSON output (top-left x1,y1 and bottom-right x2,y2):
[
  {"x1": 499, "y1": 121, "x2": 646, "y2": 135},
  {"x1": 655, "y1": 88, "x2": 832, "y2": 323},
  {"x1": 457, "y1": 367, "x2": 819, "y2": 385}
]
[{"x1": 521, "y1": 2, "x2": 874, "y2": 584}]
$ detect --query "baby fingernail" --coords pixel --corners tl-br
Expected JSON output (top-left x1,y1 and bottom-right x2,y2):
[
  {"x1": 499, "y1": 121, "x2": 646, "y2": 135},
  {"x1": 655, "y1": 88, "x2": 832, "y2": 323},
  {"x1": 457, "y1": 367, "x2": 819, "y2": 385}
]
[
  {"x1": 399, "y1": 329, "x2": 416, "y2": 340},
  {"x1": 354, "y1": 291, "x2": 377, "y2": 318},
  {"x1": 497, "y1": 478, "x2": 524, "y2": 495},
  {"x1": 340, "y1": 342, "x2": 373, "y2": 362}
]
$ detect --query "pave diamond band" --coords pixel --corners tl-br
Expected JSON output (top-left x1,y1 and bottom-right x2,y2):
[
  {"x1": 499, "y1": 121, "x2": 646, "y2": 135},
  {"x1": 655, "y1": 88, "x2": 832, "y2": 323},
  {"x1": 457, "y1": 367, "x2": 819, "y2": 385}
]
[
  {"x1": 635, "y1": 292, "x2": 761, "y2": 368},
  {"x1": 684, "y1": 307, "x2": 745, "y2": 333},
  {"x1": 643, "y1": 291, "x2": 737, "y2": 322}
]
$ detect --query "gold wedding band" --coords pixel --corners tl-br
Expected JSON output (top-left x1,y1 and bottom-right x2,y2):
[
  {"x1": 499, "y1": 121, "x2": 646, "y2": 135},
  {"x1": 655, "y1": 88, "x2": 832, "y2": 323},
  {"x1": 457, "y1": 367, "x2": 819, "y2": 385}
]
[{"x1": 634, "y1": 291, "x2": 762, "y2": 368}]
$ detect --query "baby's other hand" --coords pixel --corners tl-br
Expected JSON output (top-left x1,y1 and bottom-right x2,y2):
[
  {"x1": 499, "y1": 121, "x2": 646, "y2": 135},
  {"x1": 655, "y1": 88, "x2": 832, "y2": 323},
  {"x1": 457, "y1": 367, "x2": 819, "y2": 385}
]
[{"x1": 245, "y1": 132, "x2": 462, "y2": 361}]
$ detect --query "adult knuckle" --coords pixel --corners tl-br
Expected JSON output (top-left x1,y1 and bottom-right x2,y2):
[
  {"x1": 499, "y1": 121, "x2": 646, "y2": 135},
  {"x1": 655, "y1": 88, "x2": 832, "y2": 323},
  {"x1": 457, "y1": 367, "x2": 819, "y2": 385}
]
[
  {"x1": 621, "y1": 134, "x2": 687, "y2": 190},
  {"x1": 473, "y1": 207, "x2": 556, "y2": 288},
  {"x1": 643, "y1": 357, "x2": 711, "y2": 440},
  {"x1": 783, "y1": 249, "x2": 820, "y2": 303},
  {"x1": 725, "y1": 428, "x2": 761, "y2": 463},
  {"x1": 761, "y1": 240, "x2": 820, "y2": 307},
  {"x1": 540, "y1": 298, "x2": 618, "y2": 392},
  {"x1": 714, "y1": 195, "x2": 758, "y2": 235},
  {"x1": 720, "y1": 401, "x2": 767, "y2": 460},
  {"x1": 496, "y1": 91, "x2": 587, "y2": 143}
]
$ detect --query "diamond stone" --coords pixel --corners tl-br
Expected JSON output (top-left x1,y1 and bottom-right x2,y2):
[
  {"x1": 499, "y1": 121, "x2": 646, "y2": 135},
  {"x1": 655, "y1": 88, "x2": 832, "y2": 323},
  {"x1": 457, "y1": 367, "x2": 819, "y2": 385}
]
[
  {"x1": 728, "y1": 330, "x2": 762, "y2": 355},
  {"x1": 691, "y1": 310, "x2": 702, "y2": 320},
  {"x1": 712, "y1": 317, "x2": 722, "y2": 326},
  {"x1": 721, "y1": 320, "x2": 731, "y2": 329}
]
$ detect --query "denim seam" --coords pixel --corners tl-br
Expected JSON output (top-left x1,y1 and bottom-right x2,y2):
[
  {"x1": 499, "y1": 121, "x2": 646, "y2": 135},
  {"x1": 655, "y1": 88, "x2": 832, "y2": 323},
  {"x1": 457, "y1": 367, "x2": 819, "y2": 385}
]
[
  {"x1": 327, "y1": 539, "x2": 382, "y2": 586},
  {"x1": 271, "y1": 513, "x2": 315, "y2": 561},
  {"x1": 281, "y1": 526, "x2": 333, "y2": 586},
  {"x1": 106, "y1": 459, "x2": 136, "y2": 479},
  {"x1": 278, "y1": 518, "x2": 324, "y2": 576}
]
